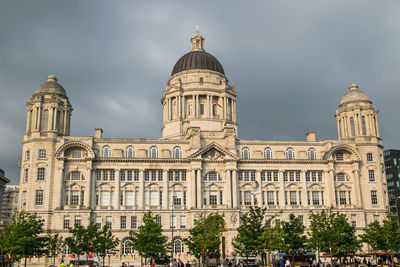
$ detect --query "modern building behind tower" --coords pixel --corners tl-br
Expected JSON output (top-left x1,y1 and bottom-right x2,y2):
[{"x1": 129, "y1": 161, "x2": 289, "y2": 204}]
[
  {"x1": 0, "y1": 185, "x2": 19, "y2": 228},
  {"x1": 0, "y1": 169, "x2": 10, "y2": 228},
  {"x1": 384, "y1": 149, "x2": 400, "y2": 207}
]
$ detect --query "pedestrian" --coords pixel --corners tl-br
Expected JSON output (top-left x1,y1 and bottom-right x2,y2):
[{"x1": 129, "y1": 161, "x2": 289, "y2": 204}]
[
  {"x1": 179, "y1": 258, "x2": 184, "y2": 267},
  {"x1": 121, "y1": 263, "x2": 125, "y2": 267},
  {"x1": 152, "y1": 260, "x2": 156, "y2": 267},
  {"x1": 173, "y1": 258, "x2": 179, "y2": 267},
  {"x1": 285, "y1": 258, "x2": 291, "y2": 267},
  {"x1": 60, "y1": 260, "x2": 66, "y2": 267},
  {"x1": 186, "y1": 260, "x2": 191, "y2": 267}
]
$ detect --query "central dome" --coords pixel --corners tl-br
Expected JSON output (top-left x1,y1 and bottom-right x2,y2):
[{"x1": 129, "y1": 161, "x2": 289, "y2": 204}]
[
  {"x1": 171, "y1": 50, "x2": 225, "y2": 76},
  {"x1": 171, "y1": 27, "x2": 225, "y2": 76}
]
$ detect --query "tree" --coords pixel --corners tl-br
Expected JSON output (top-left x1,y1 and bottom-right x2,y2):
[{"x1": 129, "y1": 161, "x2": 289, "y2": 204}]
[
  {"x1": 360, "y1": 215, "x2": 400, "y2": 263},
  {"x1": 308, "y1": 208, "x2": 360, "y2": 262},
  {"x1": 0, "y1": 211, "x2": 47, "y2": 267},
  {"x1": 184, "y1": 213, "x2": 226, "y2": 267},
  {"x1": 129, "y1": 211, "x2": 168, "y2": 266},
  {"x1": 65, "y1": 223, "x2": 100, "y2": 266},
  {"x1": 281, "y1": 214, "x2": 306, "y2": 251},
  {"x1": 46, "y1": 233, "x2": 64, "y2": 267},
  {"x1": 260, "y1": 218, "x2": 286, "y2": 266},
  {"x1": 94, "y1": 226, "x2": 120, "y2": 267}
]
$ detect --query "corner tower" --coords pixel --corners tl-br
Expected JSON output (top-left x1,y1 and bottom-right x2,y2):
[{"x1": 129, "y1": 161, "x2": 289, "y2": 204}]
[
  {"x1": 24, "y1": 75, "x2": 72, "y2": 140},
  {"x1": 161, "y1": 28, "x2": 238, "y2": 139},
  {"x1": 335, "y1": 83, "x2": 380, "y2": 142}
]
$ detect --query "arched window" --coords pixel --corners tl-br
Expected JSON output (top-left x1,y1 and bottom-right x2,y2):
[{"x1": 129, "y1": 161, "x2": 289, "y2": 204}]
[
  {"x1": 335, "y1": 152, "x2": 344, "y2": 161},
  {"x1": 102, "y1": 146, "x2": 111, "y2": 158},
  {"x1": 126, "y1": 146, "x2": 135, "y2": 158},
  {"x1": 174, "y1": 239, "x2": 184, "y2": 254},
  {"x1": 361, "y1": 116, "x2": 367, "y2": 135},
  {"x1": 42, "y1": 109, "x2": 49, "y2": 130},
  {"x1": 264, "y1": 148, "x2": 272, "y2": 159},
  {"x1": 242, "y1": 147, "x2": 250, "y2": 159},
  {"x1": 121, "y1": 238, "x2": 133, "y2": 255},
  {"x1": 173, "y1": 146, "x2": 182, "y2": 159},
  {"x1": 335, "y1": 172, "x2": 349, "y2": 182},
  {"x1": 63, "y1": 245, "x2": 70, "y2": 255},
  {"x1": 204, "y1": 171, "x2": 221, "y2": 182},
  {"x1": 308, "y1": 148, "x2": 316, "y2": 160},
  {"x1": 150, "y1": 146, "x2": 158, "y2": 159},
  {"x1": 350, "y1": 117, "x2": 356, "y2": 137},
  {"x1": 286, "y1": 148, "x2": 295, "y2": 160}
]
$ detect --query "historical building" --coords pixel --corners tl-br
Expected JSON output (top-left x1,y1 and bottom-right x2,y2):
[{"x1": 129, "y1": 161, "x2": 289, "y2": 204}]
[
  {"x1": 384, "y1": 149, "x2": 400, "y2": 207},
  {"x1": 0, "y1": 185, "x2": 19, "y2": 229},
  {"x1": 19, "y1": 29, "x2": 388, "y2": 263}
]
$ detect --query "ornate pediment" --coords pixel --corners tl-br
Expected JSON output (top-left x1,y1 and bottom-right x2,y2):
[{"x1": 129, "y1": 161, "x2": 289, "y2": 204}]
[{"x1": 188, "y1": 142, "x2": 238, "y2": 161}]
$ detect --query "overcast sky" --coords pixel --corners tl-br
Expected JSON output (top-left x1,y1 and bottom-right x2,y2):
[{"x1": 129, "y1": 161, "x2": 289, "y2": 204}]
[{"x1": 1, "y1": 1, "x2": 399, "y2": 184}]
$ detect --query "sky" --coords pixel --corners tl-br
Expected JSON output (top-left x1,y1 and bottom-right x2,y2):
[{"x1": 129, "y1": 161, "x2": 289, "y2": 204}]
[{"x1": 1, "y1": 1, "x2": 400, "y2": 184}]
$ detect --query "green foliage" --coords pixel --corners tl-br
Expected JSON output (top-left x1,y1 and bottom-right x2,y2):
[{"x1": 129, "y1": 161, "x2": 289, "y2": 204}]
[
  {"x1": 360, "y1": 215, "x2": 400, "y2": 250},
  {"x1": 233, "y1": 205, "x2": 267, "y2": 251},
  {"x1": 308, "y1": 207, "x2": 360, "y2": 257},
  {"x1": 95, "y1": 226, "x2": 119, "y2": 266},
  {"x1": 0, "y1": 211, "x2": 46, "y2": 263},
  {"x1": 280, "y1": 214, "x2": 306, "y2": 251},
  {"x1": 65, "y1": 223, "x2": 99, "y2": 258},
  {"x1": 46, "y1": 233, "x2": 64, "y2": 266},
  {"x1": 129, "y1": 211, "x2": 168, "y2": 261},
  {"x1": 184, "y1": 213, "x2": 225, "y2": 263}
]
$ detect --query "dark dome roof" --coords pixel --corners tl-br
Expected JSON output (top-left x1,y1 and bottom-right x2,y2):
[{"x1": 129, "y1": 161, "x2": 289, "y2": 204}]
[{"x1": 171, "y1": 50, "x2": 225, "y2": 76}]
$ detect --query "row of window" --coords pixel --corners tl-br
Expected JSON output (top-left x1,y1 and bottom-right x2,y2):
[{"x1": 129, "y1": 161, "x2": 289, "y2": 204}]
[
  {"x1": 241, "y1": 148, "x2": 316, "y2": 160},
  {"x1": 102, "y1": 146, "x2": 182, "y2": 159},
  {"x1": 238, "y1": 170, "x2": 324, "y2": 182}
]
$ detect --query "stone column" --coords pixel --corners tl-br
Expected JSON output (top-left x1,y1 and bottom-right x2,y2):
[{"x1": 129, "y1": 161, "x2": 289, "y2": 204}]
[
  {"x1": 63, "y1": 109, "x2": 67, "y2": 134},
  {"x1": 353, "y1": 168, "x2": 363, "y2": 208},
  {"x1": 256, "y1": 170, "x2": 262, "y2": 205},
  {"x1": 336, "y1": 119, "x2": 341, "y2": 139},
  {"x1": 223, "y1": 96, "x2": 227, "y2": 119},
  {"x1": 58, "y1": 165, "x2": 64, "y2": 208},
  {"x1": 163, "y1": 169, "x2": 169, "y2": 209},
  {"x1": 232, "y1": 170, "x2": 238, "y2": 209},
  {"x1": 375, "y1": 115, "x2": 380, "y2": 137},
  {"x1": 279, "y1": 170, "x2": 285, "y2": 208},
  {"x1": 196, "y1": 169, "x2": 202, "y2": 208},
  {"x1": 328, "y1": 168, "x2": 336, "y2": 207},
  {"x1": 302, "y1": 171, "x2": 308, "y2": 207},
  {"x1": 85, "y1": 161, "x2": 93, "y2": 208},
  {"x1": 115, "y1": 169, "x2": 121, "y2": 210},
  {"x1": 369, "y1": 114, "x2": 374, "y2": 136},
  {"x1": 139, "y1": 169, "x2": 144, "y2": 209},
  {"x1": 226, "y1": 169, "x2": 232, "y2": 208}
]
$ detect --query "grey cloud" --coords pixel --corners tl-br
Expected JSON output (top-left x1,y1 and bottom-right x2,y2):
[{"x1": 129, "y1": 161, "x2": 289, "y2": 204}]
[{"x1": 1, "y1": 0, "x2": 400, "y2": 183}]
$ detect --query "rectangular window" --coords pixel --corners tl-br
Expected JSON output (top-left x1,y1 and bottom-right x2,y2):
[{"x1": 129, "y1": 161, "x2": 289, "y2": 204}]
[
  {"x1": 175, "y1": 171, "x2": 180, "y2": 181},
  {"x1": 371, "y1": 190, "x2": 378, "y2": 205},
  {"x1": 289, "y1": 191, "x2": 297, "y2": 205},
  {"x1": 219, "y1": 191, "x2": 223, "y2": 205},
  {"x1": 274, "y1": 171, "x2": 278, "y2": 181},
  {"x1": 63, "y1": 216, "x2": 70, "y2": 229},
  {"x1": 180, "y1": 216, "x2": 186, "y2": 229},
  {"x1": 367, "y1": 153, "x2": 373, "y2": 162},
  {"x1": 244, "y1": 191, "x2": 251, "y2": 205},
  {"x1": 120, "y1": 170, "x2": 126, "y2": 181},
  {"x1": 182, "y1": 171, "x2": 186, "y2": 181},
  {"x1": 21, "y1": 191, "x2": 27, "y2": 207},
  {"x1": 151, "y1": 171, "x2": 157, "y2": 181},
  {"x1": 71, "y1": 171, "x2": 80, "y2": 180},
  {"x1": 170, "y1": 216, "x2": 176, "y2": 229},
  {"x1": 81, "y1": 190, "x2": 85, "y2": 206},
  {"x1": 321, "y1": 191, "x2": 324, "y2": 205},
  {"x1": 199, "y1": 104, "x2": 204, "y2": 115},
  {"x1": 251, "y1": 171, "x2": 256, "y2": 181},
  {"x1": 373, "y1": 215, "x2": 380, "y2": 223},
  {"x1": 267, "y1": 191, "x2": 274, "y2": 205},
  {"x1": 168, "y1": 171, "x2": 173, "y2": 181},
  {"x1": 261, "y1": 171, "x2": 266, "y2": 181},
  {"x1": 35, "y1": 190, "x2": 44, "y2": 205},
  {"x1": 276, "y1": 191, "x2": 279, "y2": 205},
  {"x1": 318, "y1": 172, "x2": 323, "y2": 182},
  {"x1": 298, "y1": 215, "x2": 304, "y2": 225},
  {"x1": 351, "y1": 214, "x2": 356, "y2": 227},
  {"x1": 339, "y1": 191, "x2": 347, "y2": 205},
  {"x1": 296, "y1": 171, "x2": 300, "y2": 182},
  {"x1": 95, "y1": 216, "x2": 101, "y2": 229},
  {"x1": 125, "y1": 191, "x2": 134, "y2": 206},
  {"x1": 336, "y1": 152, "x2": 344, "y2": 161},
  {"x1": 144, "y1": 170, "x2": 149, "y2": 181},
  {"x1": 103, "y1": 170, "x2": 108, "y2": 181},
  {"x1": 150, "y1": 191, "x2": 158, "y2": 206},
  {"x1": 25, "y1": 150, "x2": 30, "y2": 160},
  {"x1": 158, "y1": 171, "x2": 163, "y2": 181},
  {"x1": 159, "y1": 191, "x2": 163, "y2": 206},
  {"x1": 312, "y1": 191, "x2": 320, "y2": 205},
  {"x1": 289, "y1": 172, "x2": 294, "y2": 182},
  {"x1": 106, "y1": 216, "x2": 112, "y2": 229},
  {"x1": 96, "y1": 170, "x2": 101, "y2": 181},
  {"x1": 110, "y1": 170, "x2": 115, "y2": 181},
  {"x1": 172, "y1": 192, "x2": 182, "y2": 206},
  {"x1": 337, "y1": 173, "x2": 345, "y2": 181},
  {"x1": 306, "y1": 172, "x2": 310, "y2": 182},
  {"x1": 120, "y1": 191, "x2": 124, "y2": 205},
  {"x1": 38, "y1": 149, "x2": 46, "y2": 159},
  {"x1": 187, "y1": 104, "x2": 192, "y2": 115},
  {"x1": 120, "y1": 216, "x2": 126, "y2": 229},
  {"x1": 24, "y1": 168, "x2": 29, "y2": 182},
  {"x1": 74, "y1": 216, "x2": 81, "y2": 226},
  {"x1": 299, "y1": 191, "x2": 302, "y2": 205},
  {"x1": 283, "y1": 172, "x2": 288, "y2": 181},
  {"x1": 70, "y1": 190, "x2": 79, "y2": 206},
  {"x1": 101, "y1": 191, "x2": 110, "y2": 206},
  {"x1": 368, "y1": 170, "x2": 375, "y2": 182},
  {"x1": 134, "y1": 170, "x2": 139, "y2": 181},
  {"x1": 312, "y1": 172, "x2": 316, "y2": 182},
  {"x1": 209, "y1": 191, "x2": 217, "y2": 205},
  {"x1": 184, "y1": 191, "x2": 187, "y2": 206},
  {"x1": 244, "y1": 171, "x2": 249, "y2": 181},
  {"x1": 238, "y1": 171, "x2": 243, "y2": 181},
  {"x1": 37, "y1": 168, "x2": 45, "y2": 181},
  {"x1": 131, "y1": 216, "x2": 137, "y2": 229},
  {"x1": 156, "y1": 215, "x2": 162, "y2": 225}
]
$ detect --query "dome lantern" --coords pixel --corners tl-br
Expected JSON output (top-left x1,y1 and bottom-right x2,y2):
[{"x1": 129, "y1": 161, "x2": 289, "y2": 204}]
[{"x1": 190, "y1": 26, "x2": 205, "y2": 52}]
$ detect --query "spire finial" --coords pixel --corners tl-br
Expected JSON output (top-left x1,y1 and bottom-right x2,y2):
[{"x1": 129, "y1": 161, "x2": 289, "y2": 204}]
[
  {"x1": 190, "y1": 26, "x2": 205, "y2": 51},
  {"x1": 349, "y1": 83, "x2": 359, "y2": 90},
  {"x1": 196, "y1": 25, "x2": 199, "y2": 33}
]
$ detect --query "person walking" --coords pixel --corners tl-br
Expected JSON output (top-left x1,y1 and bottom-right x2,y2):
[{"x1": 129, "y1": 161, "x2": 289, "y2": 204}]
[
  {"x1": 185, "y1": 260, "x2": 191, "y2": 267},
  {"x1": 60, "y1": 260, "x2": 66, "y2": 267}
]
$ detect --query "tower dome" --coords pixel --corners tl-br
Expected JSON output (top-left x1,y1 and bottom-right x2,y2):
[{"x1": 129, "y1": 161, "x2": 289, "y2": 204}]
[
  {"x1": 171, "y1": 27, "x2": 225, "y2": 76},
  {"x1": 339, "y1": 83, "x2": 371, "y2": 106},
  {"x1": 35, "y1": 75, "x2": 67, "y2": 96}
]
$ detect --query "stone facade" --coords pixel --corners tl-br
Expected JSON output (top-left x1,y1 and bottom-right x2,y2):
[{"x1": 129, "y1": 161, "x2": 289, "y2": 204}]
[
  {"x1": 0, "y1": 169, "x2": 10, "y2": 228},
  {"x1": 19, "y1": 29, "x2": 388, "y2": 264},
  {"x1": 0, "y1": 185, "x2": 19, "y2": 228}
]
